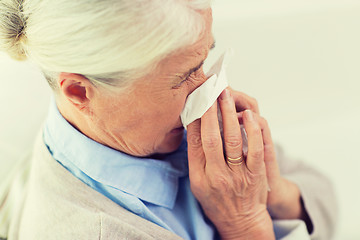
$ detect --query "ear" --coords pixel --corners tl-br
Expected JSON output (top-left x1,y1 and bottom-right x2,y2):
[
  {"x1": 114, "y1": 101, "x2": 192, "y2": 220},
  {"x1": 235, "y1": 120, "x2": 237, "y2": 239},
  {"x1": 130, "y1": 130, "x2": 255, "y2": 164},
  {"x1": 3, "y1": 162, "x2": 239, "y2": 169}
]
[{"x1": 58, "y1": 73, "x2": 95, "y2": 112}]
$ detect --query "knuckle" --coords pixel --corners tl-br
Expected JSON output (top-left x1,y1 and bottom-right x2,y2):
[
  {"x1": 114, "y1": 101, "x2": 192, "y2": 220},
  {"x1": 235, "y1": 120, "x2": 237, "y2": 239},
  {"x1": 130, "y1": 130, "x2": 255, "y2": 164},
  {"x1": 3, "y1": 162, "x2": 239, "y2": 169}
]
[
  {"x1": 222, "y1": 97, "x2": 233, "y2": 105},
  {"x1": 225, "y1": 135, "x2": 242, "y2": 149},
  {"x1": 188, "y1": 133, "x2": 202, "y2": 148},
  {"x1": 264, "y1": 143, "x2": 274, "y2": 152},
  {"x1": 249, "y1": 148, "x2": 264, "y2": 160},
  {"x1": 248, "y1": 124, "x2": 261, "y2": 134},
  {"x1": 203, "y1": 135, "x2": 221, "y2": 149},
  {"x1": 209, "y1": 175, "x2": 231, "y2": 191}
]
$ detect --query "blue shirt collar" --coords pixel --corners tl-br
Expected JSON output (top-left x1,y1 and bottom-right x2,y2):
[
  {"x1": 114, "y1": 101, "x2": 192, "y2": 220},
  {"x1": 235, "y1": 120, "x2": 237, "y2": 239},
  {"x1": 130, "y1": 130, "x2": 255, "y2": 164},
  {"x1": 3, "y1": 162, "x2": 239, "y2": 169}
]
[{"x1": 44, "y1": 99, "x2": 189, "y2": 209}]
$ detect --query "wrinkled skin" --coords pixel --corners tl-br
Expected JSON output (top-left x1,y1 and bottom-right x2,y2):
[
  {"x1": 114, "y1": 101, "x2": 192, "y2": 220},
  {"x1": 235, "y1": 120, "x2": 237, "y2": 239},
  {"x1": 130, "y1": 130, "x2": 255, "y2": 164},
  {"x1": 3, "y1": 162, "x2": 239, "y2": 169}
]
[{"x1": 57, "y1": 7, "x2": 311, "y2": 240}]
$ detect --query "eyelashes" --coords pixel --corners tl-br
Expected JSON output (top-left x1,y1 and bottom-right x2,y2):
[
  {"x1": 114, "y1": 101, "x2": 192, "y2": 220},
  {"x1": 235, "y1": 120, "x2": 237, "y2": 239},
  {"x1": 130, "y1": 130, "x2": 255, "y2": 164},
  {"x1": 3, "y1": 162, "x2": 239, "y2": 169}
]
[
  {"x1": 172, "y1": 65, "x2": 203, "y2": 89},
  {"x1": 180, "y1": 73, "x2": 192, "y2": 84},
  {"x1": 172, "y1": 73, "x2": 192, "y2": 89}
]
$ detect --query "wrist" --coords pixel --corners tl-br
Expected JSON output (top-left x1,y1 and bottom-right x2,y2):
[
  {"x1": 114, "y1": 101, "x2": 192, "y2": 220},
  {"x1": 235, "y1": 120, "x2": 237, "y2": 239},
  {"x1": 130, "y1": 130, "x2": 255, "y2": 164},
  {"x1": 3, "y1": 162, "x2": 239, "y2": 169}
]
[
  {"x1": 268, "y1": 178, "x2": 301, "y2": 218},
  {"x1": 268, "y1": 178, "x2": 313, "y2": 233},
  {"x1": 217, "y1": 209, "x2": 275, "y2": 240}
]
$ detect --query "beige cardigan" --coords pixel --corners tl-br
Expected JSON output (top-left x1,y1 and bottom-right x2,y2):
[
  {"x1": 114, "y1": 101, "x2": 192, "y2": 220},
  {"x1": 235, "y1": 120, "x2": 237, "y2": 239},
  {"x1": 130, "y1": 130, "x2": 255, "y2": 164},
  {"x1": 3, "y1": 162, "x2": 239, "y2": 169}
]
[
  {"x1": 7, "y1": 133, "x2": 182, "y2": 240},
  {"x1": 4, "y1": 132, "x2": 337, "y2": 239}
]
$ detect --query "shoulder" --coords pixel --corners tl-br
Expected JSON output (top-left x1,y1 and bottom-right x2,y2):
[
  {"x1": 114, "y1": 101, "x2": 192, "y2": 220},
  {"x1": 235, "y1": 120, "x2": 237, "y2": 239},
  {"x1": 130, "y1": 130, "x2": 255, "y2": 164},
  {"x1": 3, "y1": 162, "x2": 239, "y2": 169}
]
[{"x1": 10, "y1": 132, "x2": 182, "y2": 240}]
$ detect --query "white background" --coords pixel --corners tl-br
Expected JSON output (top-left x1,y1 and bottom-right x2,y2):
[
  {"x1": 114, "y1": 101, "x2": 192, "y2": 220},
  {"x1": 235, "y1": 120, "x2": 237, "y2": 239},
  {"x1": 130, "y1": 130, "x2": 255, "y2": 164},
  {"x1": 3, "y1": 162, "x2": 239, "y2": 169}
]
[{"x1": 1, "y1": 0, "x2": 359, "y2": 239}]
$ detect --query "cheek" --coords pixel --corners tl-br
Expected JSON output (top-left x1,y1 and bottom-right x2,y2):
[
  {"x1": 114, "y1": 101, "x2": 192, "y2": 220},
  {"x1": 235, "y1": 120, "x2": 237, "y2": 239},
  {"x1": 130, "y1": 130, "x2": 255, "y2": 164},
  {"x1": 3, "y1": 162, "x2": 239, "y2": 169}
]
[
  {"x1": 145, "y1": 91, "x2": 188, "y2": 132},
  {"x1": 93, "y1": 93, "x2": 142, "y2": 130},
  {"x1": 137, "y1": 93, "x2": 185, "y2": 130},
  {"x1": 165, "y1": 92, "x2": 188, "y2": 118}
]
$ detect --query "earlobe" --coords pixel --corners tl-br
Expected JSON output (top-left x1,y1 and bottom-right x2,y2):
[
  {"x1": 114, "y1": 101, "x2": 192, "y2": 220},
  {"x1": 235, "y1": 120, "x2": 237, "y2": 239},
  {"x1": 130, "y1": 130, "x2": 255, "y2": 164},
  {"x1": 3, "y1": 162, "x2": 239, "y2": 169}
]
[{"x1": 58, "y1": 73, "x2": 94, "y2": 111}]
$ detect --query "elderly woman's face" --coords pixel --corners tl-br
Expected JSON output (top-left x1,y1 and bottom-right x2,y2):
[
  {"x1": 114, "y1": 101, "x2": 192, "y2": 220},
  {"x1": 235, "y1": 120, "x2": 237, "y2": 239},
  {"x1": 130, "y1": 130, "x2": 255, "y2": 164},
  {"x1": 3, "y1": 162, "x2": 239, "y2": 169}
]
[{"x1": 87, "y1": 9, "x2": 214, "y2": 157}]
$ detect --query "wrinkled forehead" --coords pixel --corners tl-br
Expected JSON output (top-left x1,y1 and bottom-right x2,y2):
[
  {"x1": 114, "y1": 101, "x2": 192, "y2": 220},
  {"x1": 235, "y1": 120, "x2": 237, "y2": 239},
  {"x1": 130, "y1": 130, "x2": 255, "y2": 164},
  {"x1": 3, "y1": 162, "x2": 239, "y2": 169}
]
[
  {"x1": 158, "y1": 12, "x2": 214, "y2": 71},
  {"x1": 130, "y1": 8, "x2": 214, "y2": 90}
]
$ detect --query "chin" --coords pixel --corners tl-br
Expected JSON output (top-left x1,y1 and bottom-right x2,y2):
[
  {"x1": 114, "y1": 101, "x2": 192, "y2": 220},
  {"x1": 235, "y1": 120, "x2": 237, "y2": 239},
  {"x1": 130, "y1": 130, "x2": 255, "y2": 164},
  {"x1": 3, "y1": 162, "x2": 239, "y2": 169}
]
[{"x1": 156, "y1": 130, "x2": 185, "y2": 154}]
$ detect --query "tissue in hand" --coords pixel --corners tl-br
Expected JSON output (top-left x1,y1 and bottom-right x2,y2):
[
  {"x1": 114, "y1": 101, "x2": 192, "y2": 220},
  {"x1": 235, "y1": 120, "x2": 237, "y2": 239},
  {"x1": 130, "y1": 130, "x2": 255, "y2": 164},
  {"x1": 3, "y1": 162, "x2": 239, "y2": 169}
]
[
  {"x1": 180, "y1": 50, "x2": 230, "y2": 128},
  {"x1": 180, "y1": 49, "x2": 248, "y2": 156}
]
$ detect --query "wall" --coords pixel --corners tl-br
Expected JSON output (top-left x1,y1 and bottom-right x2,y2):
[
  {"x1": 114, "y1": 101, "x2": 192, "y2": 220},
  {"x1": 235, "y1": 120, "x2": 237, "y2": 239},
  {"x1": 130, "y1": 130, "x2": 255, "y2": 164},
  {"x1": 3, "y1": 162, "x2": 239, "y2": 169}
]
[
  {"x1": 1, "y1": 0, "x2": 359, "y2": 239},
  {"x1": 206, "y1": 1, "x2": 360, "y2": 239}
]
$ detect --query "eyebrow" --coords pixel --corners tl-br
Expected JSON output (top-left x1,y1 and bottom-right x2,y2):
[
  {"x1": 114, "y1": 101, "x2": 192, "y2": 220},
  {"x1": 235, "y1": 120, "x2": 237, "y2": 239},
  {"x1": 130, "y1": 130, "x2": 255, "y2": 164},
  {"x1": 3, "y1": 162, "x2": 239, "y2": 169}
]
[{"x1": 177, "y1": 41, "x2": 216, "y2": 81}]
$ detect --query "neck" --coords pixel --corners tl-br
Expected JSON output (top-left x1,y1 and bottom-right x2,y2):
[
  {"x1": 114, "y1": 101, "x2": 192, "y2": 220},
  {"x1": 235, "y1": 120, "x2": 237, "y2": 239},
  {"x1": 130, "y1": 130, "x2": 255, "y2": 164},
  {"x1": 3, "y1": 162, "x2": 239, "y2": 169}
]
[
  {"x1": 55, "y1": 96, "x2": 141, "y2": 156},
  {"x1": 56, "y1": 96, "x2": 96, "y2": 142}
]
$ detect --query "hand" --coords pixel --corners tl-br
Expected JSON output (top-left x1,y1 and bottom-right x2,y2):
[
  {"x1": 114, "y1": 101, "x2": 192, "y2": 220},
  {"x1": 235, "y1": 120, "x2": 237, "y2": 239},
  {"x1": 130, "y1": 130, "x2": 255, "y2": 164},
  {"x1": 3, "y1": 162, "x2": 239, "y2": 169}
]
[
  {"x1": 229, "y1": 87, "x2": 260, "y2": 114},
  {"x1": 236, "y1": 111, "x2": 304, "y2": 219},
  {"x1": 231, "y1": 89, "x2": 312, "y2": 229},
  {"x1": 187, "y1": 88, "x2": 275, "y2": 240}
]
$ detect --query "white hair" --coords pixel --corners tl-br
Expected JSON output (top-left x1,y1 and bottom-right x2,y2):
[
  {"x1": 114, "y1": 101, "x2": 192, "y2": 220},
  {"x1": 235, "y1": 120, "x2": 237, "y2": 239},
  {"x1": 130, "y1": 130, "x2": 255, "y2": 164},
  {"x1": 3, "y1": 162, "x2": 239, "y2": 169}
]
[{"x1": 0, "y1": 0, "x2": 211, "y2": 90}]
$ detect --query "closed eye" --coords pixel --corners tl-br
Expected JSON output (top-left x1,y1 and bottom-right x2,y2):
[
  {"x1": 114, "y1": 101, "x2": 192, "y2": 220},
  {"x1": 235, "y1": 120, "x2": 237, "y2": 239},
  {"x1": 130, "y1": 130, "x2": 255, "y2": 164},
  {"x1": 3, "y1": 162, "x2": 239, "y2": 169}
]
[
  {"x1": 180, "y1": 73, "x2": 192, "y2": 84},
  {"x1": 171, "y1": 40, "x2": 215, "y2": 89},
  {"x1": 172, "y1": 74, "x2": 191, "y2": 89},
  {"x1": 172, "y1": 62, "x2": 204, "y2": 89}
]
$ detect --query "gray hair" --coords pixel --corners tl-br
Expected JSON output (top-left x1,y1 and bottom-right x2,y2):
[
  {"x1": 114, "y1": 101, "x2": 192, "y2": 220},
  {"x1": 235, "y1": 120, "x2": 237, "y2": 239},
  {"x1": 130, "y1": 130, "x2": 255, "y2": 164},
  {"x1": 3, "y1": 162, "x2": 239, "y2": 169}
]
[{"x1": 0, "y1": 0, "x2": 211, "y2": 91}]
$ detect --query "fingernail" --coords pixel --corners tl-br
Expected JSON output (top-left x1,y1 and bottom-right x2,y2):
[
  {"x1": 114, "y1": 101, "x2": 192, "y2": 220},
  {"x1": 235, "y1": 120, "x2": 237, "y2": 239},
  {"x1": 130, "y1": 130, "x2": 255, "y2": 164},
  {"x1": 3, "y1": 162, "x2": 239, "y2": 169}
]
[
  {"x1": 219, "y1": 88, "x2": 230, "y2": 100},
  {"x1": 245, "y1": 109, "x2": 254, "y2": 121}
]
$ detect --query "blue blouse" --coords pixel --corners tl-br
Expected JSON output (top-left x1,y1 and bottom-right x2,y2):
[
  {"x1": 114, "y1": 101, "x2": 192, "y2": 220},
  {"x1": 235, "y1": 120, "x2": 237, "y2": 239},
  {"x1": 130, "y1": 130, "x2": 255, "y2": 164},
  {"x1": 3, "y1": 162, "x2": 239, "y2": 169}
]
[{"x1": 43, "y1": 100, "x2": 216, "y2": 240}]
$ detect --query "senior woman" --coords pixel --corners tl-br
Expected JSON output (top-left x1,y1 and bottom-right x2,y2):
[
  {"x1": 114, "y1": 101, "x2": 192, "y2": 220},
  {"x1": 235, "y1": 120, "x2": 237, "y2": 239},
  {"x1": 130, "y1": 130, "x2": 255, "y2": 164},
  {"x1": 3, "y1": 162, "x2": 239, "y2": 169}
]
[{"x1": 0, "y1": 0, "x2": 336, "y2": 239}]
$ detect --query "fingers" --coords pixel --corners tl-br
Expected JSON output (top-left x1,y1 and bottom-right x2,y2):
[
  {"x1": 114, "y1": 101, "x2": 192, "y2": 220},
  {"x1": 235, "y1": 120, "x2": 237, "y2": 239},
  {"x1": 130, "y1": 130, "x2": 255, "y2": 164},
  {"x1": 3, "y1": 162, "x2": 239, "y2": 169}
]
[
  {"x1": 187, "y1": 119, "x2": 206, "y2": 177},
  {"x1": 201, "y1": 102, "x2": 225, "y2": 169},
  {"x1": 230, "y1": 88, "x2": 260, "y2": 114},
  {"x1": 258, "y1": 117, "x2": 280, "y2": 181},
  {"x1": 242, "y1": 110, "x2": 265, "y2": 174},
  {"x1": 188, "y1": 88, "x2": 269, "y2": 176},
  {"x1": 237, "y1": 112, "x2": 273, "y2": 151},
  {"x1": 238, "y1": 111, "x2": 280, "y2": 179},
  {"x1": 218, "y1": 88, "x2": 243, "y2": 167}
]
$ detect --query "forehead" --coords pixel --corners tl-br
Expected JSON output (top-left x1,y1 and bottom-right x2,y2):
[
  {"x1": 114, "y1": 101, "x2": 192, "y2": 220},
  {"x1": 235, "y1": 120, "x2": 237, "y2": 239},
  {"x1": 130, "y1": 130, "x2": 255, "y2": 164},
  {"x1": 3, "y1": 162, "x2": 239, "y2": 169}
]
[
  {"x1": 135, "y1": 8, "x2": 213, "y2": 91},
  {"x1": 174, "y1": 9, "x2": 213, "y2": 59},
  {"x1": 158, "y1": 9, "x2": 214, "y2": 72}
]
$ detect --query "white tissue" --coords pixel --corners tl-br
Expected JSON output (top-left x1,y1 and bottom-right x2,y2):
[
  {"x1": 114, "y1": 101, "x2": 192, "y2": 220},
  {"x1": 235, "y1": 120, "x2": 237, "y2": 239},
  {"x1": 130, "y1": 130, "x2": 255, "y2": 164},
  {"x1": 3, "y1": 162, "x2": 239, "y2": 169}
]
[
  {"x1": 180, "y1": 49, "x2": 248, "y2": 156},
  {"x1": 180, "y1": 50, "x2": 231, "y2": 128}
]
